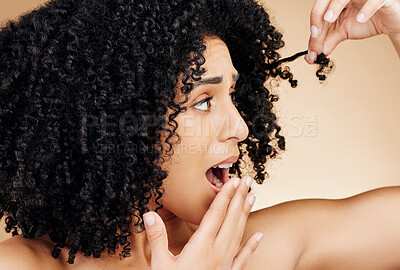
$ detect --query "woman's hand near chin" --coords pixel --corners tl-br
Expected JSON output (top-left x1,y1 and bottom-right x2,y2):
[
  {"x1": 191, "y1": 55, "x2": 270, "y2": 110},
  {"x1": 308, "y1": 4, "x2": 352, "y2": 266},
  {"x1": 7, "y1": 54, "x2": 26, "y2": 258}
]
[
  {"x1": 305, "y1": 0, "x2": 400, "y2": 63},
  {"x1": 142, "y1": 176, "x2": 263, "y2": 270}
]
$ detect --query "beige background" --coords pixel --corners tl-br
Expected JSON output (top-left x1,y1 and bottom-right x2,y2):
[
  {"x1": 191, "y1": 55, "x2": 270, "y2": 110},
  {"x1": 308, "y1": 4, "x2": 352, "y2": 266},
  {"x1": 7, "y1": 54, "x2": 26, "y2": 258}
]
[{"x1": 1, "y1": 0, "x2": 399, "y2": 241}]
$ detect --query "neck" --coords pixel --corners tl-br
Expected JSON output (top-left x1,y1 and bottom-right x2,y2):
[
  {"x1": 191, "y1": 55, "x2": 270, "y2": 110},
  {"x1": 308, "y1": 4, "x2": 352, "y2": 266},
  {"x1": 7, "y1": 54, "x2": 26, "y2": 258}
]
[
  {"x1": 106, "y1": 197, "x2": 198, "y2": 267},
  {"x1": 39, "y1": 201, "x2": 197, "y2": 268},
  {"x1": 127, "y1": 206, "x2": 196, "y2": 266}
]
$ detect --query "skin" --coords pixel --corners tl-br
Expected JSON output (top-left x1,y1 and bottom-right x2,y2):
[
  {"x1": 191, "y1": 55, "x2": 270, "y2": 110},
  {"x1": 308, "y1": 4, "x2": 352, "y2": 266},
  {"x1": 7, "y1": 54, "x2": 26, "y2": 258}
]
[
  {"x1": 305, "y1": 0, "x2": 400, "y2": 62},
  {"x1": 1, "y1": 0, "x2": 400, "y2": 269}
]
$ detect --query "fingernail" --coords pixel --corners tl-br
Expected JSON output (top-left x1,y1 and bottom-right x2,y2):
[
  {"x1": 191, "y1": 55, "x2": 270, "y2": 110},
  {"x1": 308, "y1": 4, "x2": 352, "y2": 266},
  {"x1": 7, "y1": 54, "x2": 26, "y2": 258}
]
[
  {"x1": 308, "y1": 51, "x2": 317, "y2": 62},
  {"x1": 247, "y1": 193, "x2": 255, "y2": 206},
  {"x1": 144, "y1": 213, "x2": 155, "y2": 226},
  {"x1": 384, "y1": 0, "x2": 393, "y2": 7},
  {"x1": 311, "y1": 25, "x2": 319, "y2": 37},
  {"x1": 233, "y1": 177, "x2": 240, "y2": 188},
  {"x1": 356, "y1": 12, "x2": 365, "y2": 23},
  {"x1": 256, "y1": 232, "x2": 264, "y2": 242},
  {"x1": 324, "y1": 9, "x2": 334, "y2": 22},
  {"x1": 245, "y1": 176, "x2": 253, "y2": 188}
]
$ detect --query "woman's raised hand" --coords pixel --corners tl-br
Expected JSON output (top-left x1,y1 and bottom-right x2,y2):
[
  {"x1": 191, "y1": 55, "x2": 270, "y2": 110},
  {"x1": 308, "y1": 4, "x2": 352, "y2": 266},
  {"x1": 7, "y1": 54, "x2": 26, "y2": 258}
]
[
  {"x1": 306, "y1": 0, "x2": 400, "y2": 63},
  {"x1": 142, "y1": 176, "x2": 263, "y2": 270}
]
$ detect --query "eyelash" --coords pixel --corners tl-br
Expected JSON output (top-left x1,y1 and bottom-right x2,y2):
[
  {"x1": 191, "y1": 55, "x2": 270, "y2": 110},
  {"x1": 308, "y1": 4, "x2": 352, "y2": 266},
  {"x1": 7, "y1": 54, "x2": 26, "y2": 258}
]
[{"x1": 193, "y1": 92, "x2": 237, "y2": 112}]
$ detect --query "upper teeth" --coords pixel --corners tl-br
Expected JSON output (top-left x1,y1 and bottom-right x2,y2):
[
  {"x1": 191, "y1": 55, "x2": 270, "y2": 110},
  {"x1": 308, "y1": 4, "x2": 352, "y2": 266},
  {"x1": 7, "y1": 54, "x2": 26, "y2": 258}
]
[{"x1": 213, "y1": 163, "x2": 233, "y2": 169}]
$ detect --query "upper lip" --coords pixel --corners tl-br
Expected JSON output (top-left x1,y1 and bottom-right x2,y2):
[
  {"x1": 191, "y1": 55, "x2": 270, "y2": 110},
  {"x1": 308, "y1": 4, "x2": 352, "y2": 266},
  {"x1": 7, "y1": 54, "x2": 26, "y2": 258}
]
[{"x1": 210, "y1": 155, "x2": 239, "y2": 168}]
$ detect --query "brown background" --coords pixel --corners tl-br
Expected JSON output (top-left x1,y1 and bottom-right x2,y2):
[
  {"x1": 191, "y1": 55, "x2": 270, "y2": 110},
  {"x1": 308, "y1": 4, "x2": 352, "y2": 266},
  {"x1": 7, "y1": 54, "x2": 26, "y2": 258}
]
[{"x1": 1, "y1": 0, "x2": 399, "y2": 241}]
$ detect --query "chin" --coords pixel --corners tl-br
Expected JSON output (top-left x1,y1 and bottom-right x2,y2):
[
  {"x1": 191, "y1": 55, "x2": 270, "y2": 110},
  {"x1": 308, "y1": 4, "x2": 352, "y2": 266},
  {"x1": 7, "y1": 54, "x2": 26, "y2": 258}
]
[{"x1": 173, "y1": 198, "x2": 213, "y2": 225}]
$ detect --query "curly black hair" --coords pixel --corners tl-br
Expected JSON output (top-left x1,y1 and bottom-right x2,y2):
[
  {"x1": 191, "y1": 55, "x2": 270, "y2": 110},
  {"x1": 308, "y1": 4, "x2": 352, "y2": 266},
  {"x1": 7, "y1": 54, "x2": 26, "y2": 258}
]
[{"x1": 0, "y1": 0, "x2": 333, "y2": 264}]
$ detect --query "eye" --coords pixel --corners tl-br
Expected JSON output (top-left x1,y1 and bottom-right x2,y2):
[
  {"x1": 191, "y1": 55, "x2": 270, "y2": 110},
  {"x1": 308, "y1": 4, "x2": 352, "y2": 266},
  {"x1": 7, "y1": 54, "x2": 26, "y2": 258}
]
[
  {"x1": 230, "y1": 91, "x2": 237, "y2": 104},
  {"x1": 193, "y1": 96, "x2": 213, "y2": 111},
  {"x1": 230, "y1": 91, "x2": 239, "y2": 107}
]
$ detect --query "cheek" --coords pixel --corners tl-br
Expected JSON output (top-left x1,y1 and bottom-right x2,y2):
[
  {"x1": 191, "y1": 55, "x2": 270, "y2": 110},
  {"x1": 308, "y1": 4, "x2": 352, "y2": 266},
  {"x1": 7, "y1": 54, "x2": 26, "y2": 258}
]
[
  {"x1": 158, "y1": 114, "x2": 217, "y2": 224},
  {"x1": 160, "y1": 155, "x2": 216, "y2": 225},
  {"x1": 177, "y1": 111, "x2": 217, "y2": 138},
  {"x1": 162, "y1": 182, "x2": 214, "y2": 225}
]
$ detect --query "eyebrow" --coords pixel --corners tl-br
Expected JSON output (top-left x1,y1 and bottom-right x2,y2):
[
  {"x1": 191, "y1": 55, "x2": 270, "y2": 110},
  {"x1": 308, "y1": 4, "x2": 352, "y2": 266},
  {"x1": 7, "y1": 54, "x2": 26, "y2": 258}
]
[{"x1": 192, "y1": 72, "x2": 240, "y2": 89}]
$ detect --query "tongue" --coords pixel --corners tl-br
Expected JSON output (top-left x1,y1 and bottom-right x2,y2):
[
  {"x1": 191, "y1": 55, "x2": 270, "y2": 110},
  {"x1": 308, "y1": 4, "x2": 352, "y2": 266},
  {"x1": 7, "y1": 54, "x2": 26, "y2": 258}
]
[{"x1": 205, "y1": 168, "x2": 214, "y2": 183}]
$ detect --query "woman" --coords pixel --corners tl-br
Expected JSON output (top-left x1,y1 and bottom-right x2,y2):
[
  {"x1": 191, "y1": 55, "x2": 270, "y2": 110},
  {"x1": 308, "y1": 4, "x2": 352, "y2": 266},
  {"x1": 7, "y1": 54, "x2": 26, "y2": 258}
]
[{"x1": 0, "y1": 0, "x2": 399, "y2": 269}]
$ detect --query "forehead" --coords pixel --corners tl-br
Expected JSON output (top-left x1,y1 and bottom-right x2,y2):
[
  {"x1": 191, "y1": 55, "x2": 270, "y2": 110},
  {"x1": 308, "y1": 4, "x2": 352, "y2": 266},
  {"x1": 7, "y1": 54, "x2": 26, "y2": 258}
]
[
  {"x1": 202, "y1": 36, "x2": 235, "y2": 75},
  {"x1": 173, "y1": 36, "x2": 237, "y2": 99}
]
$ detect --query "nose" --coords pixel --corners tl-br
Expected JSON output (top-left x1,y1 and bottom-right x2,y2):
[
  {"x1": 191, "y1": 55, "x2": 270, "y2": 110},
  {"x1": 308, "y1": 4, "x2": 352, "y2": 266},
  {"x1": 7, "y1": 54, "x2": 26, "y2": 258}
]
[{"x1": 217, "y1": 101, "x2": 249, "y2": 143}]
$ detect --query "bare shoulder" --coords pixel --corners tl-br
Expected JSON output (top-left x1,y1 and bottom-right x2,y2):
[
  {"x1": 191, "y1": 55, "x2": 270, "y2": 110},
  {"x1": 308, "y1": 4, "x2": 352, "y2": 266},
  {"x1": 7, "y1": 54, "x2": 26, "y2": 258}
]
[
  {"x1": 241, "y1": 197, "x2": 331, "y2": 270},
  {"x1": 297, "y1": 186, "x2": 400, "y2": 270},
  {"x1": 0, "y1": 234, "x2": 63, "y2": 270},
  {"x1": 242, "y1": 186, "x2": 400, "y2": 270},
  {"x1": 0, "y1": 235, "x2": 42, "y2": 269}
]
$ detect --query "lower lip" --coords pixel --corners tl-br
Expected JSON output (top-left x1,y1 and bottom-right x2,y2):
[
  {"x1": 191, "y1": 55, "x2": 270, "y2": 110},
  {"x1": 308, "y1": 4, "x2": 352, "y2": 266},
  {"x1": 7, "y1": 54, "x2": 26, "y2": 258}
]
[{"x1": 206, "y1": 177, "x2": 221, "y2": 193}]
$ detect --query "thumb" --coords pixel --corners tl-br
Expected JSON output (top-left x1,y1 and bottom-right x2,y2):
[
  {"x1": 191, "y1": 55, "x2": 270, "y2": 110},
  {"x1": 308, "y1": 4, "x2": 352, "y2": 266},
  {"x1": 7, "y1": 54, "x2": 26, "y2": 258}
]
[
  {"x1": 143, "y1": 211, "x2": 174, "y2": 265},
  {"x1": 323, "y1": 24, "x2": 347, "y2": 56}
]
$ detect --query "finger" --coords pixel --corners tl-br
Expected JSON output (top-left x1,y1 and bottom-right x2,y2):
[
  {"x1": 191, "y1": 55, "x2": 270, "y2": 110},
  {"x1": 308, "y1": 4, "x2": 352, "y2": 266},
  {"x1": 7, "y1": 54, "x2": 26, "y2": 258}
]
[
  {"x1": 225, "y1": 192, "x2": 256, "y2": 262},
  {"x1": 382, "y1": 0, "x2": 397, "y2": 8},
  {"x1": 310, "y1": 0, "x2": 331, "y2": 35},
  {"x1": 323, "y1": 0, "x2": 352, "y2": 23},
  {"x1": 231, "y1": 232, "x2": 264, "y2": 270},
  {"x1": 214, "y1": 176, "x2": 253, "y2": 251},
  {"x1": 306, "y1": 24, "x2": 330, "y2": 64},
  {"x1": 190, "y1": 177, "x2": 240, "y2": 244},
  {"x1": 143, "y1": 211, "x2": 174, "y2": 266},
  {"x1": 306, "y1": 0, "x2": 333, "y2": 64},
  {"x1": 355, "y1": 0, "x2": 386, "y2": 23},
  {"x1": 322, "y1": 21, "x2": 347, "y2": 55}
]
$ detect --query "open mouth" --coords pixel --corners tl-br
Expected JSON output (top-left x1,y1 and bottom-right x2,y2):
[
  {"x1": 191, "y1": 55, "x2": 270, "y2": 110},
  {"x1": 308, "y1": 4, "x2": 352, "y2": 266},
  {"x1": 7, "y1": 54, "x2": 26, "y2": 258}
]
[
  {"x1": 204, "y1": 155, "x2": 239, "y2": 191},
  {"x1": 205, "y1": 166, "x2": 229, "y2": 188}
]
